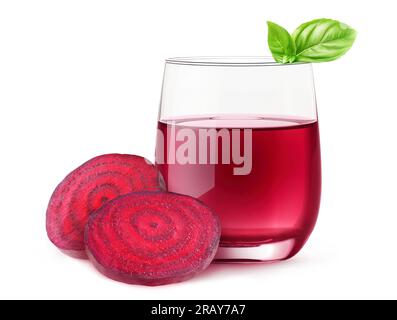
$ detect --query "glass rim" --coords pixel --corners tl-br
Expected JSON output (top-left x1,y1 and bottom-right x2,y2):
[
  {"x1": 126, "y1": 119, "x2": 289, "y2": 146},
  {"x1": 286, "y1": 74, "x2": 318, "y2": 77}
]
[{"x1": 165, "y1": 56, "x2": 309, "y2": 66}]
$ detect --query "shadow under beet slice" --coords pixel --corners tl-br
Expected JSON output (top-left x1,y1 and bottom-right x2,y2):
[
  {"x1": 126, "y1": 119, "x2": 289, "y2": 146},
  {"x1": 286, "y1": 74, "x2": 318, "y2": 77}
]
[
  {"x1": 46, "y1": 154, "x2": 163, "y2": 258},
  {"x1": 85, "y1": 192, "x2": 221, "y2": 286}
]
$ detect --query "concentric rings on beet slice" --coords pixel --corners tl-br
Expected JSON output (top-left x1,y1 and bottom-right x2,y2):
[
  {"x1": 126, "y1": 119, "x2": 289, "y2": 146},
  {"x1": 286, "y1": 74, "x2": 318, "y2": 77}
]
[
  {"x1": 85, "y1": 192, "x2": 221, "y2": 286},
  {"x1": 46, "y1": 154, "x2": 163, "y2": 258}
]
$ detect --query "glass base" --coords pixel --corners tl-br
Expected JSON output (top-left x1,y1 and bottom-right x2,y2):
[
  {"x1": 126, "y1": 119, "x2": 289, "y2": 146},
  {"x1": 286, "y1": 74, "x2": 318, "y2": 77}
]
[{"x1": 214, "y1": 238, "x2": 297, "y2": 263}]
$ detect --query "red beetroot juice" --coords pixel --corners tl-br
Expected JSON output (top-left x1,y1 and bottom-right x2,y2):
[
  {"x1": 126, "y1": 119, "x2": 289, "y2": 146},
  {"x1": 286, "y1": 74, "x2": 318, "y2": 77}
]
[{"x1": 156, "y1": 115, "x2": 321, "y2": 260}]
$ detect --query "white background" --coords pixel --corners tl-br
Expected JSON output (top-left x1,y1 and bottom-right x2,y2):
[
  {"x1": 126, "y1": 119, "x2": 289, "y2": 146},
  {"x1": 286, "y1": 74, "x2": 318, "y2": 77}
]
[{"x1": 1, "y1": 0, "x2": 396, "y2": 300}]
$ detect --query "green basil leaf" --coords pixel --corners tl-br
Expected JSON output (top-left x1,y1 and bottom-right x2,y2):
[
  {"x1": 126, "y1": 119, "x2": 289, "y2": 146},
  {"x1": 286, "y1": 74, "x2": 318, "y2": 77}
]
[
  {"x1": 292, "y1": 18, "x2": 357, "y2": 62},
  {"x1": 267, "y1": 21, "x2": 296, "y2": 63}
]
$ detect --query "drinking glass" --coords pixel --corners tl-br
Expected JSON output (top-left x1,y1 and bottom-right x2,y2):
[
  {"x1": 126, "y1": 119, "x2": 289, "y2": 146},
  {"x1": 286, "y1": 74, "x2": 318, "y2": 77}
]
[{"x1": 155, "y1": 57, "x2": 321, "y2": 262}]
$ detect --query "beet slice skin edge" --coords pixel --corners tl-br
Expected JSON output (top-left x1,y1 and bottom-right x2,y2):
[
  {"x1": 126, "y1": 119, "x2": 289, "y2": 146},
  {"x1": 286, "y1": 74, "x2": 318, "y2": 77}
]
[
  {"x1": 46, "y1": 154, "x2": 163, "y2": 258},
  {"x1": 85, "y1": 192, "x2": 221, "y2": 286}
]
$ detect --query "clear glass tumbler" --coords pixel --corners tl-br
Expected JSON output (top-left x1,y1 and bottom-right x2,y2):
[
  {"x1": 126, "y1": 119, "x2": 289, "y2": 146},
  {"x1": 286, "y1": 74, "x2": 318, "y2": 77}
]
[{"x1": 155, "y1": 57, "x2": 321, "y2": 262}]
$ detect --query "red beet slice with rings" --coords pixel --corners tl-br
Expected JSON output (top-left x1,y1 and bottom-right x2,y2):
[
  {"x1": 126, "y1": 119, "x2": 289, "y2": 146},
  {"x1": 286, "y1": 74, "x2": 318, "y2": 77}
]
[
  {"x1": 85, "y1": 192, "x2": 221, "y2": 286},
  {"x1": 46, "y1": 154, "x2": 163, "y2": 258}
]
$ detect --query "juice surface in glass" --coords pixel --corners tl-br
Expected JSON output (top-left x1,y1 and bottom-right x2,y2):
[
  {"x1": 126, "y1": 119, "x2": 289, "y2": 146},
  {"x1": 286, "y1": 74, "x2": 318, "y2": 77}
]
[{"x1": 156, "y1": 114, "x2": 321, "y2": 260}]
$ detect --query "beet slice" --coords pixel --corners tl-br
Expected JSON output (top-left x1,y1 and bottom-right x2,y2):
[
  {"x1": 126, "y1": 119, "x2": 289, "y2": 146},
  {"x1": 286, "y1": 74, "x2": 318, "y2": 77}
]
[
  {"x1": 46, "y1": 154, "x2": 163, "y2": 258},
  {"x1": 85, "y1": 192, "x2": 220, "y2": 286}
]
